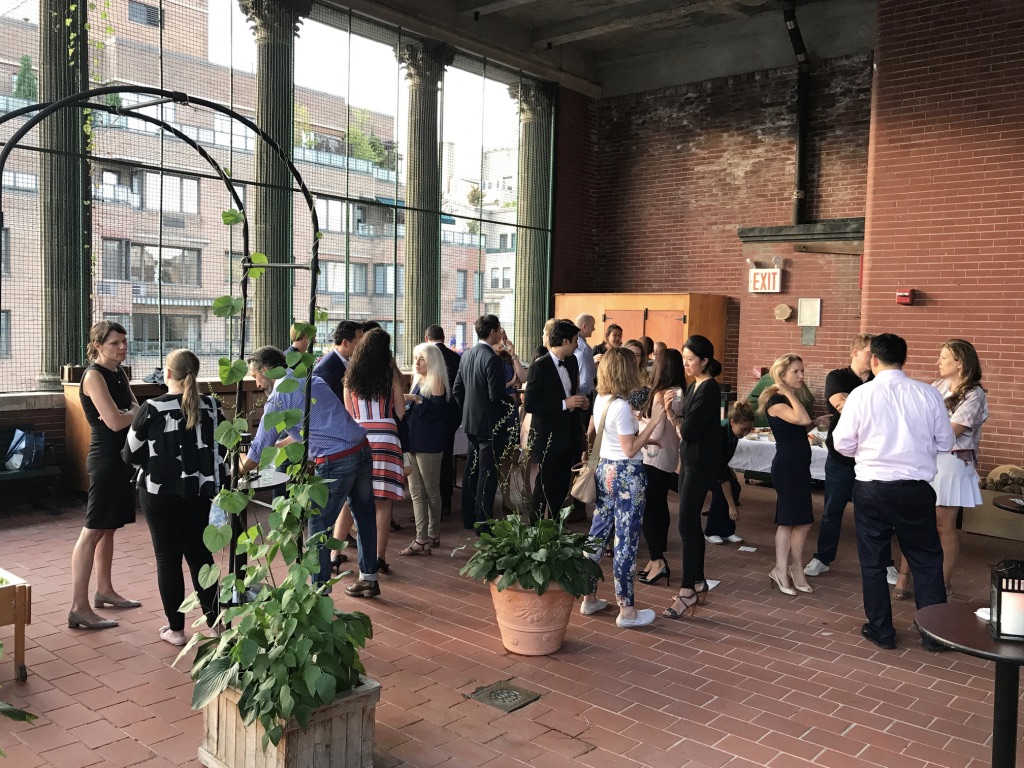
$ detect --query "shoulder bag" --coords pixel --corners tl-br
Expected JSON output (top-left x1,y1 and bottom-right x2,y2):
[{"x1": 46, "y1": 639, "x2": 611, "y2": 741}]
[{"x1": 570, "y1": 396, "x2": 618, "y2": 504}]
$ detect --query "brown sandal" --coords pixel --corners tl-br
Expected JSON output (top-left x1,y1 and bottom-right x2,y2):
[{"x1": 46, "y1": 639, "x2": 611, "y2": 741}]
[
  {"x1": 892, "y1": 572, "x2": 912, "y2": 601},
  {"x1": 399, "y1": 540, "x2": 432, "y2": 556}
]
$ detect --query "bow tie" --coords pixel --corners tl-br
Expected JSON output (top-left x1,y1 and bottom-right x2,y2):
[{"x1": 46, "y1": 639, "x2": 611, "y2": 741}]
[{"x1": 557, "y1": 359, "x2": 565, "y2": 367}]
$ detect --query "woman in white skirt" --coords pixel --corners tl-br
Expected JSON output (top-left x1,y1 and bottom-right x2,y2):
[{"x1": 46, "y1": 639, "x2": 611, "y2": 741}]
[{"x1": 893, "y1": 339, "x2": 988, "y2": 599}]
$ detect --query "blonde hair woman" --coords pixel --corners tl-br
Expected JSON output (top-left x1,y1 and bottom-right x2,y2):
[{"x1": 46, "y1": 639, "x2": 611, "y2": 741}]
[
  {"x1": 578, "y1": 346, "x2": 664, "y2": 628},
  {"x1": 399, "y1": 343, "x2": 452, "y2": 555},
  {"x1": 758, "y1": 354, "x2": 815, "y2": 597},
  {"x1": 123, "y1": 349, "x2": 223, "y2": 645},
  {"x1": 69, "y1": 321, "x2": 140, "y2": 630}
]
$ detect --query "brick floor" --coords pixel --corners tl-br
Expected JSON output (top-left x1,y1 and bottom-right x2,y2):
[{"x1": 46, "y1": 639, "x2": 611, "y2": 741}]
[{"x1": 0, "y1": 481, "x2": 1020, "y2": 767}]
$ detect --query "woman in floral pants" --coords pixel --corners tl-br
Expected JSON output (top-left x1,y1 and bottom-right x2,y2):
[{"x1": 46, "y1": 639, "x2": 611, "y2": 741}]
[{"x1": 579, "y1": 347, "x2": 664, "y2": 628}]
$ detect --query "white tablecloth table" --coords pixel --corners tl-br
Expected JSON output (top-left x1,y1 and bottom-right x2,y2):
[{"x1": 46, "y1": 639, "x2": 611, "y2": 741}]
[{"x1": 729, "y1": 434, "x2": 828, "y2": 481}]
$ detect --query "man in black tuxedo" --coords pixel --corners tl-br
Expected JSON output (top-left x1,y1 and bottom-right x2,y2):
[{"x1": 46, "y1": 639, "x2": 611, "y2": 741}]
[
  {"x1": 525, "y1": 319, "x2": 588, "y2": 522},
  {"x1": 425, "y1": 324, "x2": 463, "y2": 516},
  {"x1": 311, "y1": 320, "x2": 362, "y2": 401},
  {"x1": 452, "y1": 314, "x2": 507, "y2": 532}
]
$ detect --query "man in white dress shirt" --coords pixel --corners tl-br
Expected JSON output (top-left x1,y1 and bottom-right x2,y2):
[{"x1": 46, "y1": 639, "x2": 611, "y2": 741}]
[{"x1": 833, "y1": 333, "x2": 955, "y2": 651}]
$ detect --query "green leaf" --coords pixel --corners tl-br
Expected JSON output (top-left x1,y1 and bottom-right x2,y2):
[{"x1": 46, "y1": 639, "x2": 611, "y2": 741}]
[
  {"x1": 212, "y1": 295, "x2": 244, "y2": 318},
  {"x1": 308, "y1": 482, "x2": 328, "y2": 508},
  {"x1": 279, "y1": 685, "x2": 294, "y2": 718},
  {"x1": 203, "y1": 524, "x2": 233, "y2": 553},
  {"x1": 198, "y1": 563, "x2": 221, "y2": 589},
  {"x1": 285, "y1": 350, "x2": 302, "y2": 368},
  {"x1": 284, "y1": 443, "x2": 306, "y2": 464},
  {"x1": 303, "y1": 665, "x2": 321, "y2": 697},
  {"x1": 217, "y1": 490, "x2": 250, "y2": 515},
  {"x1": 0, "y1": 701, "x2": 37, "y2": 722},
  {"x1": 276, "y1": 377, "x2": 300, "y2": 394},
  {"x1": 265, "y1": 365, "x2": 288, "y2": 381},
  {"x1": 191, "y1": 656, "x2": 238, "y2": 710},
  {"x1": 214, "y1": 419, "x2": 243, "y2": 450},
  {"x1": 219, "y1": 357, "x2": 249, "y2": 386},
  {"x1": 238, "y1": 638, "x2": 259, "y2": 668},
  {"x1": 247, "y1": 252, "x2": 268, "y2": 279},
  {"x1": 315, "y1": 672, "x2": 336, "y2": 702},
  {"x1": 221, "y1": 208, "x2": 245, "y2": 226}
]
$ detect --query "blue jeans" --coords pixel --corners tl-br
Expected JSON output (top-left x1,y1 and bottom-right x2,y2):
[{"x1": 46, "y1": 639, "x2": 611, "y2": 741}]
[
  {"x1": 312, "y1": 444, "x2": 377, "y2": 584},
  {"x1": 588, "y1": 458, "x2": 646, "y2": 607},
  {"x1": 813, "y1": 455, "x2": 855, "y2": 565}
]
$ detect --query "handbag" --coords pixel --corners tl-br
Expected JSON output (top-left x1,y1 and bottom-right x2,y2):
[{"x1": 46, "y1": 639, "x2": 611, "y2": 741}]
[
  {"x1": 4, "y1": 429, "x2": 45, "y2": 471},
  {"x1": 208, "y1": 401, "x2": 229, "y2": 527},
  {"x1": 570, "y1": 397, "x2": 617, "y2": 504}
]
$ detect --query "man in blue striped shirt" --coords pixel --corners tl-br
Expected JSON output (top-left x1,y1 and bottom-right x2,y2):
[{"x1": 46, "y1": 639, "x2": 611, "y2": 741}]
[{"x1": 240, "y1": 346, "x2": 380, "y2": 598}]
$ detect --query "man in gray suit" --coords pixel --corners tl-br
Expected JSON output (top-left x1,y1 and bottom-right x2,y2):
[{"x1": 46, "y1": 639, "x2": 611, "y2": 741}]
[{"x1": 452, "y1": 314, "x2": 507, "y2": 532}]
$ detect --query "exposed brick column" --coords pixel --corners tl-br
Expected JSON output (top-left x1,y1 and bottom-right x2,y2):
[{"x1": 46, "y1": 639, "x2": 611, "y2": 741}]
[
  {"x1": 396, "y1": 40, "x2": 453, "y2": 366},
  {"x1": 509, "y1": 82, "x2": 553, "y2": 347},
  {"x1": 38, "y1": 0, "x2": 89, "y2": 389},
  {"x1": 239, "y1": 0, "x2": 310, "y2": 350}
]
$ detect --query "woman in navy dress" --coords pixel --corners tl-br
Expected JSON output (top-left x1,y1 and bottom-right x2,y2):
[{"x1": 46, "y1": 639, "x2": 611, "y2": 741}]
[{"x1": 759, "y1": 354, "x2": 815, "y2": 596}]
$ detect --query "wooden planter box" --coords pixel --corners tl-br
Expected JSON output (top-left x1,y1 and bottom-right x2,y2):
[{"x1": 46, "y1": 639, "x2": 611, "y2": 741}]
[
  {"x1": 199, "y1": 676, "x2": 381, "y2": 768},
  {"x1": 0, "y1": 567, "x2": 30, "y2": 682}
]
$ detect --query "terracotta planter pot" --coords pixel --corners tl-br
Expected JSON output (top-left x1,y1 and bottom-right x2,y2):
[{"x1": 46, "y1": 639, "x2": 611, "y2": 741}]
[
  {"x1": 489, "y1": 581, "x2": 576, "y2": 656},
  {"x1": 199, "y1": 675, "x2": 381, "y2": 768}
]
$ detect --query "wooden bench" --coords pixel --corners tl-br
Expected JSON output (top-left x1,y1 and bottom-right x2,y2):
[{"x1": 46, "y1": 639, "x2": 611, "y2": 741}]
[{"x1": 0, "y1": 466, "x2": 62, "y2": 515}]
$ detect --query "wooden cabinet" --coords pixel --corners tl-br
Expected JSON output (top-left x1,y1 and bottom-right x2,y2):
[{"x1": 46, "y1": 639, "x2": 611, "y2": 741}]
[
  {"x1": 553, "y1": 293, "x2": 728, "y2": 362},
  {"x1": 63, "y1": 378, "x2": 265, "y2": 495}
]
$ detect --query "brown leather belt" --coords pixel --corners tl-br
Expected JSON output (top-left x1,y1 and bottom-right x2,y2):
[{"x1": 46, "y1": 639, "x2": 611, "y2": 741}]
[{"x1": 313, "y1": 439, "x2": 367, "y2": 466}]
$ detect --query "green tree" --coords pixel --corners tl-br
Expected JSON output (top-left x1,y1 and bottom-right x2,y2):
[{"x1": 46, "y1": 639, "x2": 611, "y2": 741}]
[
  {"x1": 346, "y1": 126, "x2": 378, "y2": 162},
  {"x1": 467, "y1": 186, "x2": 483, "y2": 207},
  {"x1": 13, "y1": 56, "x2": 37, "y2": 101},
  {"x1": 294, "y1": 104, "x2": 313, "y2": 149},
  {"x1": 466, "y1": 220, "x2": 480, "y2": 235}
]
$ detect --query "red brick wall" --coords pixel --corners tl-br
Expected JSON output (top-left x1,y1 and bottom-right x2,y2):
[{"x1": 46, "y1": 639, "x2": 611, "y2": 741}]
[
  {"x1": 551, "y1": 54, "x2": 872, "y2": 395},
  {"x1": 551, "y1": 86, "x2": 598, "y2": 301},
  {"x1": 864, "y1": 0, "x2": 1024, "y2": 472}
]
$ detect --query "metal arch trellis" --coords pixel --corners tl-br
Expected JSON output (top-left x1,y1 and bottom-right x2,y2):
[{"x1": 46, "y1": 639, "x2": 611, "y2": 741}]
[{"x1": 0, "y1": 85, "x2": 323, "y2": 575}]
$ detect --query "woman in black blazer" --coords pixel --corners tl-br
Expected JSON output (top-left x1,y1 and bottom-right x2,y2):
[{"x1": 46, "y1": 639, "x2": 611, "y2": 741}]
[{"x1": 664, "y1": 336, "x2": 722, "y2": 619}]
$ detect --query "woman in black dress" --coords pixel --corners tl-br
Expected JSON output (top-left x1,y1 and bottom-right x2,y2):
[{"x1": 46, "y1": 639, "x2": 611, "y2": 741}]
[
  {"x1": 759, "y1": 354, "x2": 815, "y2": 596},
  {"x1": 69, "y1": 321, "x2": 140, "y2": 630},
  {"x1": 663, "y1": 336, "x2": 722, "y2": 619},
  {"x1": 123, "y1": 349, "x2": 223, "y2": 645}
]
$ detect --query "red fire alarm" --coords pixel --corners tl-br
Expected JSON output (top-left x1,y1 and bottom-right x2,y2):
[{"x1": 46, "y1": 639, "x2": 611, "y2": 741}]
[{"x1": 896, "y1": 288, "x2": 915, "y2": 306}]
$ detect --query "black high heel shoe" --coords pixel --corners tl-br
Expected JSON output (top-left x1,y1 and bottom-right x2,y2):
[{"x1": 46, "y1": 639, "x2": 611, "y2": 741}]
[
  {"x1": 693, "y1": 581, "x2": 709, "y2": 605},
  {"x1": 390, "y1": 519, "x2": 402, "y2": 532},
  {"x1": 376, "y1": 556, "x2": 391, "y2": 575},
  {"x1": 638, "y1": 565, "x2": 671, "y2": 586},
  {"x1": 331, "y1": 552, "x2": 348, "y2": 575}
]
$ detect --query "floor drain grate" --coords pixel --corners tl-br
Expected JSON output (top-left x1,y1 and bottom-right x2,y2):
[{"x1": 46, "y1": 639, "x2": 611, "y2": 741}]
[{"x1": 468, "y1": 680, "x2": 541, "y2": 713}]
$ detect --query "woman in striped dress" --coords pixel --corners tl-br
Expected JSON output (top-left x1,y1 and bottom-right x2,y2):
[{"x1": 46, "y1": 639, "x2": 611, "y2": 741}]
[{"x1": 343, "y1": 328, "x2": 405, "y2": 573}]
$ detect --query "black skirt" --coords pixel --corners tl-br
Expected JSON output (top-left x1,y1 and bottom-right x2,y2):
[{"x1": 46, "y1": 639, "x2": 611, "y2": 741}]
[{"x1": 85, "y1": 451, "x2": 136, "y2": 530}]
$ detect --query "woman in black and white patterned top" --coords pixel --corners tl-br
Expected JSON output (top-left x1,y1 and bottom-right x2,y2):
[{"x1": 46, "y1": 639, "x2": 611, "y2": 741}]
[{"x1": 122, "y1": 349, "x2": 226, "y2": 646}]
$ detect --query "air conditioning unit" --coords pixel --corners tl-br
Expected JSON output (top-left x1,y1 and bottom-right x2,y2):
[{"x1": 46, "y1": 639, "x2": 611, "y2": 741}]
[
  {"x1": 132, "y1": 284, "x2": 147, "y2": 298},
  {"x1": 453, "y1": 300, "x2": 467, "y2": 311},
  {"x1": 164, "y1": 214, "x2": 185, "y2": 228}
]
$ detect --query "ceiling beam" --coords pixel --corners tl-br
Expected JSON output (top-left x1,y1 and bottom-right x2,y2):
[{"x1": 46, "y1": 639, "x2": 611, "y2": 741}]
[
  {"x1": 532, "y1": 0, "x2": 743, "y2": 49},
  {"x1": 456, "y1": 0, "x2": 539, "y2": 17}
]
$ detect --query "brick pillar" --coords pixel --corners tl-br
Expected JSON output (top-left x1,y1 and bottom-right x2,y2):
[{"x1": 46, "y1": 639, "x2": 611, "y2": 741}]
[
  {"x1": 396, "y1": 40, "x2": 454, "y2": 366},
  {"x1": 38, "y1": 0, "x2": 89, "y2": 389},
  {"x1": 509, "y1": 82, "x2": 553, "y2": 347},
  {"x1": 239, "y1": 0, "x2": 310, "y2": 350}
]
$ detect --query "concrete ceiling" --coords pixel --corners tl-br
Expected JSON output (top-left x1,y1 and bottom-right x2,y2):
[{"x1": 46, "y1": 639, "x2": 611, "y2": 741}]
[{"x1": 322, "y1": 0, "x2": 876, "y2": 97}]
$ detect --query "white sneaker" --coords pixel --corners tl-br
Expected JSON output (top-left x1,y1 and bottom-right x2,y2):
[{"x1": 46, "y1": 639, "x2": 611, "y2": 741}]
[
  {"x1": 887, "y1": 566, "x2": 899, "y2": 585},
  {"x1": 580, "y1": 598, "x2": 608, "y2": 616},
  {"x1": 804, "y1": 558, "x2": 830, "y2": 577},
  {"x1": 725, "y1": 534, "x2": 744, "y2": 544},
  {"x1": 705, "y1": 535, "x2": 724, "y2": 544},
  {"x1": 616, "y1": 608, "x2": 656, "y2": 628}
]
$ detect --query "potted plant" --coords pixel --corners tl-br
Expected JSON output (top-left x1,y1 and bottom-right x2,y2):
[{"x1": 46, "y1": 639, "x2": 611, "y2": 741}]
[
  {"x1": 174, "y1": 220, "x2": 379, "y2": 767},
  {"x1": 460, "y1": 500, "x2": 603, "y2": 655}
]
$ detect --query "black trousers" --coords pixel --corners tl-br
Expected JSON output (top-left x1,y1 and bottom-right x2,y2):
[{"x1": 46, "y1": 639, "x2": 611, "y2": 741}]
[
  {"x1": 141, "y1": 490, "x2": 218, "y2": 632},
  {"x1": 439, "y1": 425, "x2": 457, "y2": 513},
  {"x1": 462, "y1": 434, "x2": 498, "y2": 531},
  {"x1": 853, "y1": 479, "x2": 945, "y2": 642},
  {"x1": 678, "y1": 464, "x2": 713, "y2": 589},
  {"x1": 705, "y1": 471, "x2": 740, "y2": 538},
  {"x1": 531, "y1": 448, "x2": 574, "y2": 523},
  {"x1": 642, "y1": 465, "x2": 677, "y2": 560}
]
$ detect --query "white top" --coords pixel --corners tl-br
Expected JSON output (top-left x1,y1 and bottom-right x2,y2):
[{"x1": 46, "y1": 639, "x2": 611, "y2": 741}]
[
  {"x1": 932, "y1": 378, "x2": 989, "y2": 453},
  {"x1": 549, "y1": 350, "x2": 572, "y2": 409},
  {"x1": 594, "y1": 394, "x2": 638, "y2": 461},
  {"x1": 641, "y1": 413, "x2": 680, "y2": 473},
  {"x1": 833, "y1": 369, "x2": 955, "y2": 482}
]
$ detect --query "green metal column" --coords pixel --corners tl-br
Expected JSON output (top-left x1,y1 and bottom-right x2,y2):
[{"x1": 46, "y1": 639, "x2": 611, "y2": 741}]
[
  {"x1": 239, "y1": 0, "x2": 310, "y2": 350},
  {"x1": 38, "y1": 0, "x2": 89, "y2": 389},
  {"x1": 509, "y1": 81, "x2": 553, "y2": 348},
  {"x1": 396, "y1": 40, "x2": 453, "y2": 367}
]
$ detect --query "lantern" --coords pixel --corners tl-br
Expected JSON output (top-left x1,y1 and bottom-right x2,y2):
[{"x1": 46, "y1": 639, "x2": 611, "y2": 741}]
[{"x1": 989, "y1": 560, "x2": 1024, "y2": 642}]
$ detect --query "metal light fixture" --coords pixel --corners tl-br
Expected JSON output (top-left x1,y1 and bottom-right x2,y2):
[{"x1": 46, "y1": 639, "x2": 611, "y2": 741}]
[{"x1": 989, "y1": 560, "x2": 1024, "y2": 641}]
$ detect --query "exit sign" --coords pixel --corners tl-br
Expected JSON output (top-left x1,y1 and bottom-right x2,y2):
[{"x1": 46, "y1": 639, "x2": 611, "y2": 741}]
[{"x1": 748, "y1": 268, "x2": 781, "y2": 293}]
